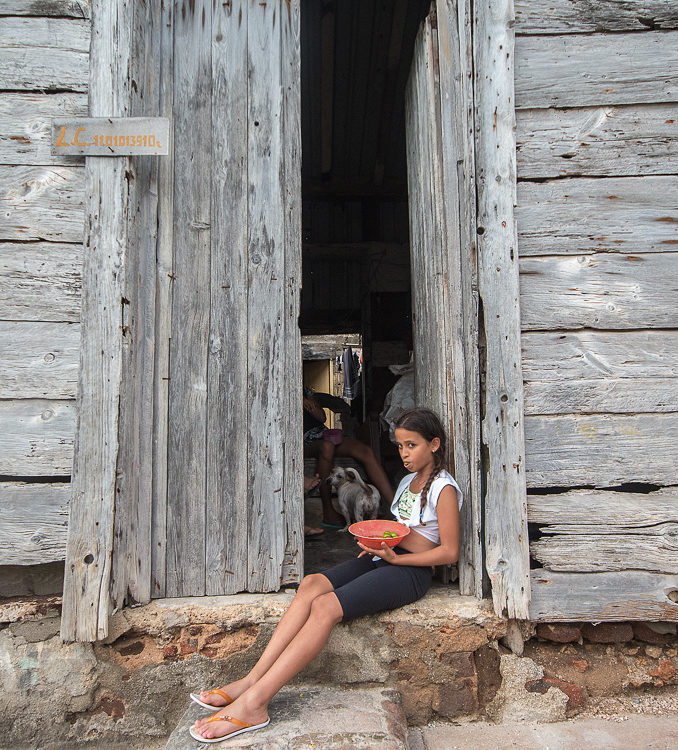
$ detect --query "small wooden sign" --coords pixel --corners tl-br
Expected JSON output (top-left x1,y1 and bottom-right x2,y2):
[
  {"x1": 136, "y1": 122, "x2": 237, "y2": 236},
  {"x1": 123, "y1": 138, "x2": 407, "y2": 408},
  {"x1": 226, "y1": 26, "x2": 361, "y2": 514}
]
[{"x1": 51, "y1": 117, "x2": 169, "y2": 156}]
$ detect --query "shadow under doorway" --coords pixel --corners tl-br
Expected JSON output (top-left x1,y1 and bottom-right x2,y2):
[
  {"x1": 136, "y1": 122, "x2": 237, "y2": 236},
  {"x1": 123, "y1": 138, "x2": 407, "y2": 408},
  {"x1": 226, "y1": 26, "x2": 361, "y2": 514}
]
[{"x1": 299, "y1": 0, "x2": 430, "y2": 575}]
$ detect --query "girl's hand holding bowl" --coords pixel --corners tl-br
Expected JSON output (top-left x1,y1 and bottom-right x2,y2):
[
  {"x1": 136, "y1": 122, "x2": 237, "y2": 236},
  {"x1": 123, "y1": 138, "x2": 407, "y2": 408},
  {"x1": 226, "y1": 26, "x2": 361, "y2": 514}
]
[{"x1": 349, "y1": 520, "x2": 409, "y2": 560}]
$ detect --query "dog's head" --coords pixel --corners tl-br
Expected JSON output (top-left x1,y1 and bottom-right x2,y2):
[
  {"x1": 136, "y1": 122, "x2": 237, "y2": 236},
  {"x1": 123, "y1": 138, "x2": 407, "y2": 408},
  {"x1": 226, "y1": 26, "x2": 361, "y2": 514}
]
[{"x1": 328, "y1": 466, "x2": 361, "y2": 489}]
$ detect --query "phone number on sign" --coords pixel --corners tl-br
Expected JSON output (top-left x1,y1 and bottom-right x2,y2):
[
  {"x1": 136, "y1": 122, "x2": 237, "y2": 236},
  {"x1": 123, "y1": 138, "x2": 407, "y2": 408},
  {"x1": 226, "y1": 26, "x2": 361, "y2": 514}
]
[{"x1": 55, "y1": 126, "x2": 162, "y2": 149}]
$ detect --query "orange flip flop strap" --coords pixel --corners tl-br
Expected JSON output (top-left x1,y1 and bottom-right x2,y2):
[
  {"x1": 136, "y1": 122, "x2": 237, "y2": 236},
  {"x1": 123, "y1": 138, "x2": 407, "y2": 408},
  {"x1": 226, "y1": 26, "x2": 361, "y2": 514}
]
[
  {"x1": 207, "y1": 688, "x2": 233, "y2": 703},
  {"x1": 205, "y1": 713, "x2": 252, "y2": 729}
]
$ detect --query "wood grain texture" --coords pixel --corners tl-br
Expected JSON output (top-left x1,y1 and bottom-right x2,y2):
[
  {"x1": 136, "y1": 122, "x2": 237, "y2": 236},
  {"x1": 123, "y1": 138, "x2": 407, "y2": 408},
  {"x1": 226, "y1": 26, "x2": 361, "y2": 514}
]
[
  {"x1": 515, "y1": 1, "x2": 678, "y2": 34},
  {"x1": 517, "y1": 176, "x2": 678, "y2": 256},
  {"x1": 0, "y1": 1, "x2": 91, "y2": 16},
  {"x1": 165, "y1": 0, "x2": 211, "y2": 598},
  {"x1": 0, "y1": 165, "x2": 84, "y2": 243},
  {"x1": 517, "y1": 104, "x2": 678, "y2": 179},
  {"x1": 0, "y1": 241, "x2": 81, "y2": 321},
  {"x1": 529, "y1": 570, "x2": 678, "y2": 622},
  {"x1": 522, "y1": 330, "x2": 678, "y2": 414},
  {"x1": 519, "y1": 252, "x2": 678, "y2": 331},
  {"x1": 0, "y1": 399, "x2": 75, "y2": 476},
  {"x1": 61, "y1": 0, "x2": 131, "y2": 643},
  {"x1": 525, "y1": 413, "x2": 678, "y2": 488},
  {"x1": 474, "y1": 0, "x2": 530, "y2": 618},
  {"x1": 0, "y1": 482, "x2": 70, "y2": 565},
  {"x1": 206, "y1": 0, "x2": 249, "y2": 595},
  {"x1": 515, "y1": 31, "x2": 678, "y2": 109},
  {"x1": 0, "y1": 321, "x2": 79, "y2": 399},
  {"x1": 0, "y1": 16, "x2": 89, "y2": 92},
  {"x1": 0, "y1": 93, "x2": 88, "y2": 166}
]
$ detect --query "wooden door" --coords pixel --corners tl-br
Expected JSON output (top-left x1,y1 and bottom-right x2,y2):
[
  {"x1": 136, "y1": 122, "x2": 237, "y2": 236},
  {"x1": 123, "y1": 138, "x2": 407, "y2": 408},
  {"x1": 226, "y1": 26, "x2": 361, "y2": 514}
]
[
  {"x1": 404, "y1": 3, "x2": 483, "y2": 598},
  {"x1": 62, "y1": 0, "x2": 302, "y2": 640}
]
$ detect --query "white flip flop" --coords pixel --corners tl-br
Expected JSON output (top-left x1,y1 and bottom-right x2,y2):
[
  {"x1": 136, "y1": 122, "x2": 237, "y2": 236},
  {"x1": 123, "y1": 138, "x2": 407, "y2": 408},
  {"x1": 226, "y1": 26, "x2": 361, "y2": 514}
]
[
  {"x1": 189, "y1": 714, "x2": 270, "y2": 743},
  {"x1": 189, "y1": 688, "x2": 233, "y2": 710}
]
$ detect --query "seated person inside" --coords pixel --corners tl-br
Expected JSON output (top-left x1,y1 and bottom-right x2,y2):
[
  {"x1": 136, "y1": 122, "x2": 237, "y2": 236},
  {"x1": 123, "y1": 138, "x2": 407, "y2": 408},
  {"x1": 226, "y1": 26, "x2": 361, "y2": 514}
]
[{"x1": 303, "y1": 387, "x2": 394, "y2": 528}]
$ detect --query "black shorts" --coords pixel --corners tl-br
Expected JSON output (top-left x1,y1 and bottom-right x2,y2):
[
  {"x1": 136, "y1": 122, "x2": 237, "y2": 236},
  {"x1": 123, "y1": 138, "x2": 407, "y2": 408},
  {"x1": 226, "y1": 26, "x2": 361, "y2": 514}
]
[{"x1": 321, "y1": 550, "x2": 432, "y2": 621}]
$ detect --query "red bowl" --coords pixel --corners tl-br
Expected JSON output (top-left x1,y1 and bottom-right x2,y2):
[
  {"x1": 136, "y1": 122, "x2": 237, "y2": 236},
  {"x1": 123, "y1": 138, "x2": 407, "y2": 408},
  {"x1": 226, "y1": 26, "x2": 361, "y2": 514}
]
[{"x1": 348, "y1": 519, "x2": 410, "y2": 549}]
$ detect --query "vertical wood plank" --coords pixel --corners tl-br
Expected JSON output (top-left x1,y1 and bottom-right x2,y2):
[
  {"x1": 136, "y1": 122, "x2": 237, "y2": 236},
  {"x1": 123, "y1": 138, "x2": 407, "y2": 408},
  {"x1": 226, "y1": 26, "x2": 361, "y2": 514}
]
[
  {"x1": 474, "y1": 0, "x2": 530, "y2": 619},
  {"x1": 206, "y1": 0, "x2": 249, "y2": 595},
  {"x1": 110, "y1": 0, "x2": 162, "y2": 609},
  {"x1": 150, "y1": 0, "x2": 176, "y2": 600},
  {"x1": 436, "y1": 0, "x2": 483, "y2": 598},
  {"x1": 247, "y1": 0, "x2": 286, "y2": 591},
  {"x1": 61, "y1": 0, "x2": 131, "y2": 642},
  {"x1": 165, "y1": 0, "x2": 211, "y2": 597},
  {"x1": 280, "y1": 0, "x2": 303, "y2": 585}
]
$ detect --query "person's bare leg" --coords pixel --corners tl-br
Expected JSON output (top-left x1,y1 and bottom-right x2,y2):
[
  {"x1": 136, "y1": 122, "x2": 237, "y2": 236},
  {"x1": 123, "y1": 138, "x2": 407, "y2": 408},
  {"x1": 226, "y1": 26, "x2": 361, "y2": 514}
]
[
  {"x1": 195, "y1": 573, "x2": 334, "y2": 707},
  {"x1": 194, "y1": 593, "x2": 343, "y2": 740},
  {"x1": 337, "y1": 438, "x2": 394, "y2": 503},
  {"x1": 314, "y1": 440, "x2": 343, "y2": 524}
]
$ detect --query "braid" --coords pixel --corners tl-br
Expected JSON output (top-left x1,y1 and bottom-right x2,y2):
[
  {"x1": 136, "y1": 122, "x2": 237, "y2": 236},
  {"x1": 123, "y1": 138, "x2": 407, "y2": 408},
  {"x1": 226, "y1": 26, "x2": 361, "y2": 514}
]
[{"x1": 419, "y1": 449, "x2": 445, "y2": 525}]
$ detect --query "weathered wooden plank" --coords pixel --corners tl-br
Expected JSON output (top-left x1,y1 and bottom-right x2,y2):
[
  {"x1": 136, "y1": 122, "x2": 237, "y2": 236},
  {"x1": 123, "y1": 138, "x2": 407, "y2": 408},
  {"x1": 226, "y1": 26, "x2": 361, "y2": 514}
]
[
  {"x1": 517, "y1": 176, "x2": 678, "y2": 257},
  {"x1": 519, "y1": 252, "x2": 678, "y2": 331},
  {"x1": 0, "y1": 93, "x2": 87, "y2": 166},
  {"x1": 110, "y1": 0, "x2": 161, "y2": 610},
  {"x1": 165, "y1": 0, "x2": 211, "y2": 598},
  {"x1": 280, "y1": 0, "x2": 304, "y2": 587},
  {"x1": 522, "y1": 331, "x2": 678, "y2": 414},
  {"x1": 0, "y1": 321, "x2": 79, "y2": 398},
  {"x1": 205, "y1": 0, "x2": 249, "y2": 595},
  {"x1": 0, "y1": 399, "x2": 75, "y2": 476},
  {"x1": 515, "y1": 0, "x2": 678, "y2": 34},
  {"x1": 0, "y1": 1, "x2": 91, "y2": 17},
  {"x1": 0, "y1": 241, "x2": 81, "y2": 321},
  {"x1": 150, "y1": 0, "x2": 175, "y2": 600},
  {"x1": 531, "y1": 530, "x2": 678, "y2": 573},
  {"x1": 515, "y1": 32, "x2": 678, "y2": 109},
  {"x1": 0, "y1": 17, "x2": 89, "y2": 92},
  {"x1": 436, "y1": 0, "x2": 483, "y2": 598},
  {"x1": 0, "y1": 482, "x2": 70, "y2": 565},
  {"x1": 247, "y1": 0, "x2": 287, "y2": 592},
  {"x1": 61, "y1": 0, "x2": 131, "y2": 643},
  {"x1": 529, "y1": 570, "x2": 678, "y2": 622},
  {"x1": 0, "y1": 165, "x2": 84, "y2": 243},
  {"x1": 517, "y1": 104, "x2": 678, "y2": 179},
  {"x1": 525, "y1": 413, "x2": 678, "y2": 488},
  {"x1": 528, "y1": 487, "x2": 678, "y2": 526},
  {"x1": 474, "y1": 0, "x2": 530, "y2": 619}
]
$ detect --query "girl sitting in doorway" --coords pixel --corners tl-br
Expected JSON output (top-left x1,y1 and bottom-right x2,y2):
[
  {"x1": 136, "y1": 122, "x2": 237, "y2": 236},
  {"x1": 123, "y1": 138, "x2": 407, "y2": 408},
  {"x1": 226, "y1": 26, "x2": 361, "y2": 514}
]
[{"x1": 189, "y1": 407, "x2": 462, "y2": 743}]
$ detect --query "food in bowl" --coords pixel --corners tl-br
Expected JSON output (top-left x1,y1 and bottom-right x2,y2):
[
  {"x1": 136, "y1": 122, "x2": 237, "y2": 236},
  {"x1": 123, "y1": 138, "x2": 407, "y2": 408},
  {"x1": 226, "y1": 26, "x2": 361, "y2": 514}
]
[{"x1": 348, "y1": 519, "x2": 410, "y2": 548}]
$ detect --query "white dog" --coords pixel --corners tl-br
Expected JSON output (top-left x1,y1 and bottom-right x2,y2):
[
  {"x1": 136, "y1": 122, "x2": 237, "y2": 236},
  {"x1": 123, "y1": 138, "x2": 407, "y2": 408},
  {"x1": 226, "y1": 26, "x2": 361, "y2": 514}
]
[{"x1": 327, "y1": 466, "x2": 380, "y2": 531}]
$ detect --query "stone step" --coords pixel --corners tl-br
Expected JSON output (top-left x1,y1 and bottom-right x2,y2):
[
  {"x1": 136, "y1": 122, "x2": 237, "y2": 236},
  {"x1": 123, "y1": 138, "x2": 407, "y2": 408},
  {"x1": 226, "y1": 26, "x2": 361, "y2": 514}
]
[{"x1": 165, "y1": 685, "x2": 408, "y2": 749}]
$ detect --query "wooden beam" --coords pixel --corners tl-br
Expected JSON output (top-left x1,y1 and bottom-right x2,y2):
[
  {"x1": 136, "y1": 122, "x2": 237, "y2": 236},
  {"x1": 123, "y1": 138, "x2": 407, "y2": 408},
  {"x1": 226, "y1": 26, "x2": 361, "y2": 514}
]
[
  {"x1": 529, "y1": 570, "x2": 678, "y2": 622},
  {"x1": 319, "y1": 0, "x2": 334, "y2": 175},
  {"x1": 60, "y1": 0, "x2": 131, "y2": 643},
  {"x1": 474, "y1": 0, "x2": 530, "y2": 618},
  {"x1": 0, "y1": 1, "x2": 91, "y2": 17}
]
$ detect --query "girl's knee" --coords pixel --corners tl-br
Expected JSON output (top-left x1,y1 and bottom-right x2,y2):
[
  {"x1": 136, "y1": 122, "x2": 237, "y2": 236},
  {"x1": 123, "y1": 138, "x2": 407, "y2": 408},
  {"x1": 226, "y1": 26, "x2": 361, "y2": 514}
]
[
  {"x1": 310, "y1": 592, "x2": 343, "y2": 624},
  {"x1": 297, "y1": 573, "x2": 333, "y2": 599}
]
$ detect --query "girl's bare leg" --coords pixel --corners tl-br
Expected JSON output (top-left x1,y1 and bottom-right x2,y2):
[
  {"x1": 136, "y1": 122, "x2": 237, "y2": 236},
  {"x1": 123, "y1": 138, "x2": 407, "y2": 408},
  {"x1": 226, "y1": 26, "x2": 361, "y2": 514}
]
[
  {"x1": 194, "y1": 592, "x2": 343, "y2": 740},
  {"x1": 195, "y1": 573, "x2": 334, "y2": 707},
  {"x1": 337, "y1": 438, "x2": 394, "y2": 503}
]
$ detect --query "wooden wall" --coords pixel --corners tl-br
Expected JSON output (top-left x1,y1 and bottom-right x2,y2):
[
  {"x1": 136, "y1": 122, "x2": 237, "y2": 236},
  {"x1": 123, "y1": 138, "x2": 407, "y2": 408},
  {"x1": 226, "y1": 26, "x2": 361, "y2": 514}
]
[
  {"x1": 514, "y1": 1, "x2": 678, "y2": 619},
  {"x1": 0, "y1": 1, "x2": 89, "y2": 569}
]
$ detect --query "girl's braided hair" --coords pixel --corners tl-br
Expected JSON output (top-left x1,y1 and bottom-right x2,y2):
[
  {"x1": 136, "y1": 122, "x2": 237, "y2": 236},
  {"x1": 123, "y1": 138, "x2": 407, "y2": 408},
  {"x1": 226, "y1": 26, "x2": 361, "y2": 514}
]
[{"x1": 394, "y1": 407, "x2": 447, "y2": 525}]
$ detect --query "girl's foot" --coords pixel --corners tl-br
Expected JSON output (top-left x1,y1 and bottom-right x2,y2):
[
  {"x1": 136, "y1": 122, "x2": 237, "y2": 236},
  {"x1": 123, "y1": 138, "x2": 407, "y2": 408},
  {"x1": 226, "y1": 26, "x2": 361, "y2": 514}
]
[
  {"x1": 194, "y1": 676, "x2": 252, "y2": 708},
  {"x1": 193, "y1": 694, "x2": 269, "y2": 741}
]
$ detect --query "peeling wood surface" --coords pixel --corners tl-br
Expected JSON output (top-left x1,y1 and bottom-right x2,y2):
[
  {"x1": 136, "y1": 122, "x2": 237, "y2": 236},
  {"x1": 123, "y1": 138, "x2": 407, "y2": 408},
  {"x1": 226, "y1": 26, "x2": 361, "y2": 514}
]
[
  {"x1": 474, "y1": 0, "x2": 530, "y2": 619},
  {"x1": 0, "y1": 1, "x2": 91, "y2": 17},
  {"x1": 515, "y1": 0, "x2": 678, "y2": 34},
  {"x1": 517, "y1": 176, "x2": 678, "y2": 256},
  {"x1": 0, "y1": 321, "x2": 79, "y2": 399},
  {"x1": 522, "y1": 330, "x2": 678, "y2": 414},
  {"x1": 517, "y1": 104, "x2": 678, "y2": 179},
  {"x1": 0, "y1": 165, "x2": 84, "y2": 243},
  {"x1": 525, "y1": 413, "x2": 678, "y2": 488},
  {"x1": 0, "y1": 17, "x2": 89, "y2": 92},
  {"x1": 0, "y1": 399, "x2": 75, "y2": 476},
  {"x1": 529, "y1": 570, "x2": 678, "y2": 622},
  {"x1": 515, "y1": 31, "x2": 678, "y2": 109},
  {"x1": 0, "y1": 241, "x2": 81, "y2": 321},
  {"x1": 0, "y1": 482, "x2": 70, "y2": 565},
  {"x1": 519, "y1": 252, "x2": 678, "y2": 331},
  {"x1": 0, "y1": 93, "x2": 88, "y2": 166}
]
